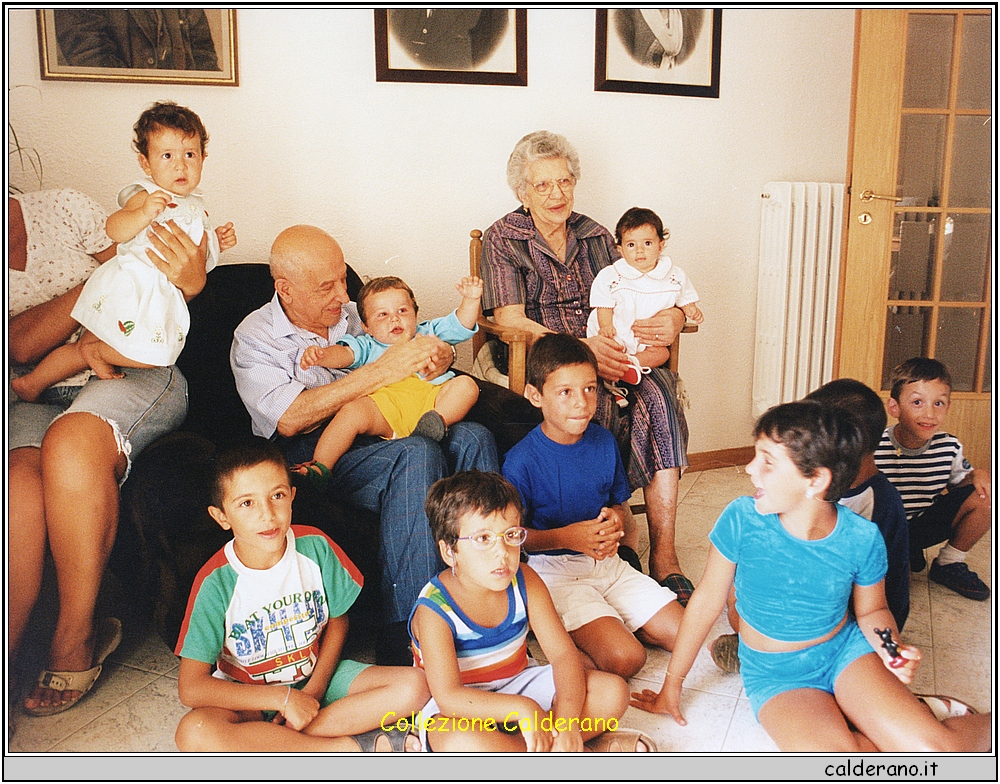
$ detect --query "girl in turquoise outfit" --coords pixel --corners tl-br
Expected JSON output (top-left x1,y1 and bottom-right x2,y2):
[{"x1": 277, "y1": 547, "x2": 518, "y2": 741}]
[{"x1": 631, "y1": 401, "x2": 991, "y2": 752}]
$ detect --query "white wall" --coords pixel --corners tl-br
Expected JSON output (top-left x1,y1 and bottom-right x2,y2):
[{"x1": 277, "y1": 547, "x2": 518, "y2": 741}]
[{"x1": 7, "y1": 8, "x2": 856, "y2": 454}]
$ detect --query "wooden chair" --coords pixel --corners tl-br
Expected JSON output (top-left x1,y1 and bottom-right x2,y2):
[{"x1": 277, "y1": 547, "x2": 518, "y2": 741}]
[{"x1": 469, "y1": 229, "x2": 698, "y2": 396}]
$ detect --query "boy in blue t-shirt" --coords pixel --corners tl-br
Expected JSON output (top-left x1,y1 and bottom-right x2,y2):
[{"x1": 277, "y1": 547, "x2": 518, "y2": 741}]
[
  {"x1": 174, "y1": 438, "x2": 428, "y2": 752},
  {"x1": 502, "y1": 334, "x2": 684, "y2": 680}
]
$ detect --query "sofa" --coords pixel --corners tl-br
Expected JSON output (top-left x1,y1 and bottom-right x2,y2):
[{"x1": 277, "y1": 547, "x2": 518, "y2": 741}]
[{"x1": 115, "y1": 262, "x2": 539, "y2": 651}]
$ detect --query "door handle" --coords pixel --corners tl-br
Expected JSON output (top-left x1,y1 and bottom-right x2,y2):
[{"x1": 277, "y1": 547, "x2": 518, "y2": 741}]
[{"x1": 859, "y1": 189, "x2": 902, "y2": 203}]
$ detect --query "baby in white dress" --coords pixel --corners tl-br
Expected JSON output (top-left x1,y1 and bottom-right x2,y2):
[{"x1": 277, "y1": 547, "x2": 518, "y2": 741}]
[
  {"x1": 12, "y1": 102, "x2": 236, "y2": 402},
  {"x1": 586, "y1": 207, "x2": 703, "y2": 386}
]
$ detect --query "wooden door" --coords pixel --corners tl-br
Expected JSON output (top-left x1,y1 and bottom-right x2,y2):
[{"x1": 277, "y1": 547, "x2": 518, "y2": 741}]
[{"x1": 839, "y1": 8, "x2": 992, "y2": 469}]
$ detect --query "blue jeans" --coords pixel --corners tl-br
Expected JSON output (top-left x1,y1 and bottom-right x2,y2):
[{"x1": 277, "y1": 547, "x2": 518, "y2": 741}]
[{"x1": 281, "y1": 421, "x2": 498, "y2": 623}]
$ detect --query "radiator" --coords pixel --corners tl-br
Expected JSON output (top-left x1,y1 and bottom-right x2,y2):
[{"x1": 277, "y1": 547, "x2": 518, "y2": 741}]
[{"x1": 752, "y1": 182, "x2": 846, "y2": 418}]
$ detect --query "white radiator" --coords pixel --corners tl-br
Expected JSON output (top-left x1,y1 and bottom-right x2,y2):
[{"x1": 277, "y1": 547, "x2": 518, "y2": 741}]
[{"x1": 752, "y1": 182, "x2": 846, "y2": 418}]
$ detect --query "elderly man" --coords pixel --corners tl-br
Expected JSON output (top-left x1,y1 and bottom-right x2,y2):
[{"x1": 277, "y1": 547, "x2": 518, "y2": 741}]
[{"x1": 231, "y1": 225, "x2": 498, "y2": 664}]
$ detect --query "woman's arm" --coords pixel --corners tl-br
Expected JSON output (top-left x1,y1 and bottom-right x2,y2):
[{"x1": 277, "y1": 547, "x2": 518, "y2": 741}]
[
  {"x1": 8, "y1": 244, "x2": 117, "y2": 365},
  {"x1": 145, "y1": 219, "x2": 210, "y2": 302},
  {"x1": 491, "y1": 304, "x2": 553, "y2": 337},
  {"x1": 630, "y1": 545, "x2": 736, "y2": 723},
  {"x1": 631, "y1": 306, "x2": 686, "y2": 349}
]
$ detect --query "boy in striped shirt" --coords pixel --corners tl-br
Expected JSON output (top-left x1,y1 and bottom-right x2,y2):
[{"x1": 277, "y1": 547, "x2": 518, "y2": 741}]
[{"x1": 874, "y1": 358, "x2": 991, "y2": 601}]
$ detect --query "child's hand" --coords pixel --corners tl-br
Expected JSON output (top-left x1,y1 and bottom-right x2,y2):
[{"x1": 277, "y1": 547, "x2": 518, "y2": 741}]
[
  {"x1": 682, "y1": 302, "x2": 704, "y2": 324},
  {"x1": 455, "y1": 275, "x2": 484, "y2": 301},
  {"x1": 300, "y1": 346, "x2": 325, "y2": 370},
  {"x1": 883, "y1": 642, "x2": 921, "y2": 685},
  {"x1": 563, "y1": 512, "x2": 624, "y2": 560},
  {"x1": 971, "y1": 468, "x2": 991, "y2": 501},
  {"x1": 142, "y1": 190, "x2": 172, "y2": 223},
  {"x1": 550, "y1": 726, "x2": 584, "y2": 752},
  {"x1": 277, "y1": 687, "x2": 320, "y2": 731},
  {"x1": 598, "y1": 324, "x2": 617, "y2": 340},
  {"x1": 630, "y1": 677, "x2": 686, "y2": 725},
  {"x1": 215, "y1": 222, "x2": 237, "y2": 252}
]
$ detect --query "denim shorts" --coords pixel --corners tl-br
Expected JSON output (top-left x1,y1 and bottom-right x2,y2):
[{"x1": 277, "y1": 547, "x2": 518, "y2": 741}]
[
  {"x1": 739, "y1": 621, "x2": 876, "y2": 719},
  {"x1": 8, "y1": 366, "x2": 188, "y2": 482}
]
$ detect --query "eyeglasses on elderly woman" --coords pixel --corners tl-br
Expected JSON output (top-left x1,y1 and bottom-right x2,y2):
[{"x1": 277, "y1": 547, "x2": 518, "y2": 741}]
[
  {"x1": 455, "y1": 526, "x2": 528, "y2": 549},
  {"x1": 529, "y1": 177, "x2": 576, "y2": 196}
]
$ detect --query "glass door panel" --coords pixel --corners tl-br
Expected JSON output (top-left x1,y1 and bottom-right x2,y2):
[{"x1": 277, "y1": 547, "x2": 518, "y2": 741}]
[
  {"x1": 957, "y1": 14, "x2": 991, "y2": 109},
  {"x1": 950, "y1": 115, "x2": 993, "y2": 207},
  {"x1": 896, "y1": 115, "x2": 946, "y2": 205},
  {"x1": 940, "y1": 214, "x2": 991, "y2": 301},
  {"x1": 902, "y1": 14, "x2": 953, "y2": 108}
]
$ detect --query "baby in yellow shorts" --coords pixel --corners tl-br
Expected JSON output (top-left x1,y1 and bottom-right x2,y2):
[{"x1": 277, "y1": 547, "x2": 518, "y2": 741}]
[{"x1": 294, "y1": 275, "x2": 482, "y2": 486}]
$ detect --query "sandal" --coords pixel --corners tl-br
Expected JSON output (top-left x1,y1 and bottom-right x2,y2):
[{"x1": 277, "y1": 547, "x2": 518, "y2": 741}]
[
  {"x1": 915, "y1": 694, "x2": 978, "y2": 720},
  {"x1": 350, "y1": 725, "x2": 416, "y2": 752},
  {"x1": 708, "y1": 633, "x2": 741, "y2": 673},
  {"x1": 293, "y1": 461, "x2": 332, "y2": 493},
  {"x1": 587, "y1": 727, "x2": 657, "y2": 752},
  {"x1": 660, "y1": 573, "x2": 695, "y2": 607},
  {"x1": 24, "y1": 617, "x2": 122, "y2": 717}
]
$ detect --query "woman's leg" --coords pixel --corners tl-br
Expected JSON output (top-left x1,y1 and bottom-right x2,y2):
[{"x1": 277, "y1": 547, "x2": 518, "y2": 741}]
[
  {"x1": 24, "y1": 412, "x2": 125, "y2": 711},
  {"x1": 644, "y1": 467, "x2": 682, "y2": 581},
  {"x1": 8, "y1": 447, "x2": 48, "y2": 663},
  {"x1": 835, "y1": 654, "x2": 992, "y2": 752}
]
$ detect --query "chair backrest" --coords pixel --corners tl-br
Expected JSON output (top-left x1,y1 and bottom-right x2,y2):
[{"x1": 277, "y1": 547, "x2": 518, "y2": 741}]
[{"x1": 177, "y1": 262, "x2": 364, "y2": 445}]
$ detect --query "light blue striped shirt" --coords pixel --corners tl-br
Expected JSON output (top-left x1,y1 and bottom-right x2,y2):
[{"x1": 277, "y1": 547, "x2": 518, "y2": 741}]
[{"x1": 230, "y1": 293, "x2": 365, "y2": 438}]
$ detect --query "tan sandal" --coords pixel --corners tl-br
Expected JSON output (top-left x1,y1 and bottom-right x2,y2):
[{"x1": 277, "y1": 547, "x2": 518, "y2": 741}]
[
  {"x1": 24, "y1": 617, "x2": 122, "y2": 717},
  {"x1": 709, "y1": 633, "x2": 741, "y2": 673},
  {"x1": 915, "y1": 694, "x2": 978, "y2": 720},
  {"x1": 587, "y1": 728, "x2": 657, "y2": 752}
]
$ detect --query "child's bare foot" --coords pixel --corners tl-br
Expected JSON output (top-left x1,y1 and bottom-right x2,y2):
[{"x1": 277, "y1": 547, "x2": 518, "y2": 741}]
[{"x1": 11, "y1": 373, "x2": 45, "y2": 403}]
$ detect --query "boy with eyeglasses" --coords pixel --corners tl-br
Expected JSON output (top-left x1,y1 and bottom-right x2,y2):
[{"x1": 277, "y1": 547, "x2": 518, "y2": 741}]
[
  {"x1": 407, "y1": 471, "x2": 651, "y2": 752},
  {"x1": 501, "y1": 333, "x2": 685, "y2": 681}
]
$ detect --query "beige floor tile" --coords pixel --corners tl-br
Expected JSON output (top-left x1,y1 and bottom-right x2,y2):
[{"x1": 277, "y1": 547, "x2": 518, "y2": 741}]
[
  {"x1": 904, "y1": 576, "x2": 932, "y2": 648},
  {"x1": 675, "y1": 503, "x2": 725, "y2": 549},
  {"x1": 908, "y1": 645, "x2": 937, "y2": 695},
  {"x1": 679, "y1": 467, "x2": 755, "y2": 508},
  {"x1": 9, "y1": 663, "x2": 159, "y2": 752},
  {"x1": 49, "y1": 675, "x2": 187, "y2": 752},
  {"x1": 619, "y1": 689, "x2": 737, "y2": 753},
  {"x1": 928, "y1": 587, "x2": 992, "y2": 655},
  {"x1": 931, "y1": 644, "x2": 993, "y2": 713},
  {"x1": 109, "y1": 630, "x2": 180, "y2": 677},
  {"x1": 721, "y1": 697, "x2": 780, "y2": 752}
]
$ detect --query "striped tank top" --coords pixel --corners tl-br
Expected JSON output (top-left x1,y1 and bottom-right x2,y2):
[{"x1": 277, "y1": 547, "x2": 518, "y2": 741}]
[{"x1": 408, "y1": 567, "x2": 529, "y2": 684}]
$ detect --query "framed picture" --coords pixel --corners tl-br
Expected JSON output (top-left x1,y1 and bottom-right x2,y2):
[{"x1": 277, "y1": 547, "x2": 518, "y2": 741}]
[
  {"x1": 37, "y1": 9, "x2": 238, "y2": 86},
  {"x1": 375, "y1": 9, "x2": 527, "y2": 86},
  {"x1": 595, "y1": 9, "x2": 721, "y2": 98}
]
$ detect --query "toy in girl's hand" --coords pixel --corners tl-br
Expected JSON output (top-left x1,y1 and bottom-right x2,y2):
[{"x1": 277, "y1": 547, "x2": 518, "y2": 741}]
[{"x1": 875, "y1": 627, "x2": 906, "y2": 668}]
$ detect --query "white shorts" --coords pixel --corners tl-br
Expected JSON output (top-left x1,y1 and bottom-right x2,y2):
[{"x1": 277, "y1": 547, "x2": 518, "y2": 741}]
[
  {"x1": 418, "y1": 662, "x2": 554, "y2": 751},
  {"x1": 528, "y1": 553, "x2": 676, "y2": 633}
]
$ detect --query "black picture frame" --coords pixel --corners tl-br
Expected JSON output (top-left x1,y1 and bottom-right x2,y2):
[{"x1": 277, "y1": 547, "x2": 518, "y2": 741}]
[
  {"x1": 595, "y1": 9, "x2": 721, "y2": 98},
  {"x1": 375, "y1": 9, "x2": 527, "y2": 86},
  {"x1": 37, "y1": 9, "x2": 238, "y2": 86}
]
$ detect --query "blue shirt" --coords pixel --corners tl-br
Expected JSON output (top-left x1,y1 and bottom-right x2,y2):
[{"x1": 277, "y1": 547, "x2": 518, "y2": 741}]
[
  {"x1": 502, "y1": 423, "x2": 630, "y2": 556},
  {"x1": 338, "y1": 310, "x2": 476, "y2": 385},
  {"x1": 711, "y1": 496, "x2": 888, "y2": 642}
]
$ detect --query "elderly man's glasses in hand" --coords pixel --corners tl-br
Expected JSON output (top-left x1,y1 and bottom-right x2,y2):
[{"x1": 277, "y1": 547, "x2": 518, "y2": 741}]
[
  {"x1": 455, "y1": 527, "x2": 528, "y2": 550},
  {"x1": 529, "y1": 177, "x2": 576, "y2": 196}
]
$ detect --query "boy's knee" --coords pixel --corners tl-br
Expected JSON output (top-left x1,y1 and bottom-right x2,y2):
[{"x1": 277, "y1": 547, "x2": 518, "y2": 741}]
[
  {"x1": 175, "y1": 709, "x2": 212, "y2": 752},
  {"x1": 586, "y1": 670, "x2": 629, "y2": 718},
  {"x1": 592, "y1": 636, "x2": 646, "y2": 679}
]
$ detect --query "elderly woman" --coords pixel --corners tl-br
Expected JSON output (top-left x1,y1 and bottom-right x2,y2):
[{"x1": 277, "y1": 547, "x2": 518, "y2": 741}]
[
  {"x1": 9, "y1": 190, "x2": 206, "y2": 716},
  {"x1": 480, "y1": 131, "x2": 693, "y2": 600}
]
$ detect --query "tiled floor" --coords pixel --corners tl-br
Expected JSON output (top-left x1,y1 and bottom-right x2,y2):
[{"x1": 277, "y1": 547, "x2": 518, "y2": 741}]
[{"x1": 7, "y1": 467, "x2": 993, "y2": 752}]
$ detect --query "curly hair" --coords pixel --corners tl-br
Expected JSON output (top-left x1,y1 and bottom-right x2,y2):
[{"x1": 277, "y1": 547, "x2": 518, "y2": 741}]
[{"x1": 133, "y1": 101, "x2": 209, "y2": 157}]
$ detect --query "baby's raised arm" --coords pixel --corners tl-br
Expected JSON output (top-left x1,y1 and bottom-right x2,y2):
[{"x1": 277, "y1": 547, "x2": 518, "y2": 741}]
[
  {"x1": 455, "y1": 276, "x2": 484, "y2": 331},
  {"x1": 106, "y1": 189, "x2": 171, "y2": 243}
]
